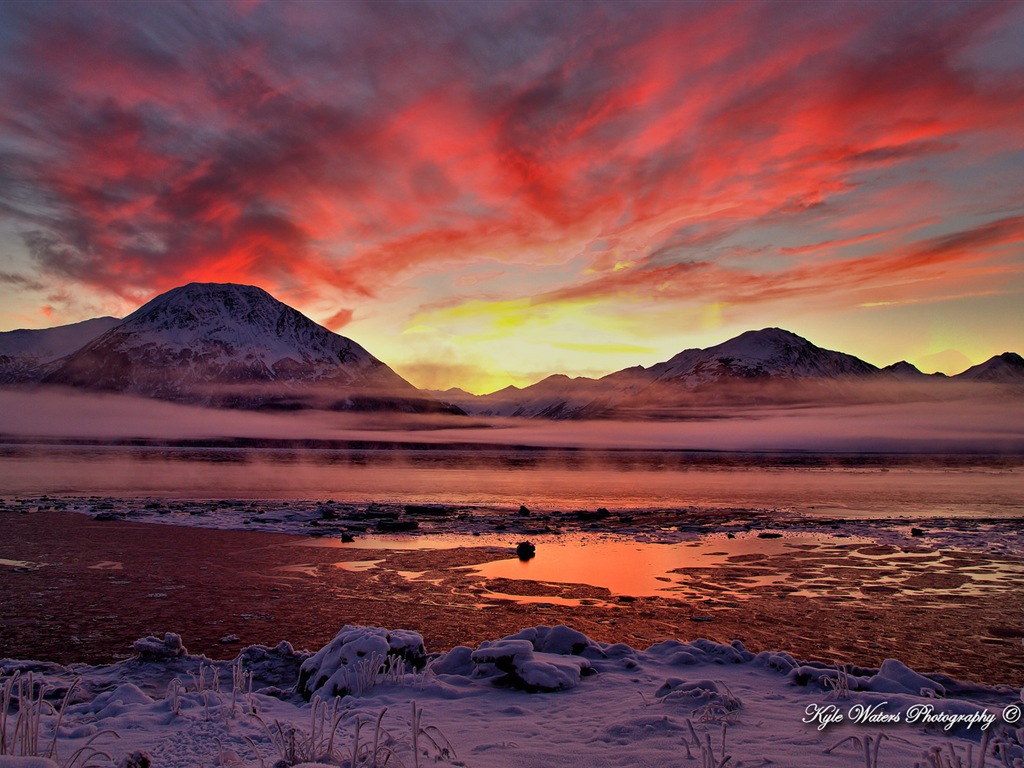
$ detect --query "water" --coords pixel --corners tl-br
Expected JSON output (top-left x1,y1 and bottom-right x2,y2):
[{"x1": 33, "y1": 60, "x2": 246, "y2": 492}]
[{"x1": 1, "y1": 443, "x2": 1021, "y2": 518}]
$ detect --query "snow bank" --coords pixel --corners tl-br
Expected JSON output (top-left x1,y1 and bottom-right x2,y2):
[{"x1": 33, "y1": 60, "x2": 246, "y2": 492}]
[{"x1": 2, "y1": 624, "x2": 1021, "y2": 768}]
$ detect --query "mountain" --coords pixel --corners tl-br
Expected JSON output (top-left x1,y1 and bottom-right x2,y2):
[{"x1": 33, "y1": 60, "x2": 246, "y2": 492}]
[
  {"x1": 0, "y1": 316, "x2": 121, "y2": 383},
  {"x1": 955, "y1": 352, "x2": 1024, "y2": 383},
  {"x1": 435, "y1": 328, "x2": 884, "y2": 418},
  {"x1": 639, "y1": 327, "x2": 878, "y2": 383},
  {"x1": 40, "y1": 283, "x2": 458, "y2": 413},
  {"x1": 7, "y1": 295, "x2": 1020, "y2": 419},
  {"x1": 435, "y1": 328, "x2": 1022, "y2": 419},
  {"x1": 435, "y1": 375, "x2": 618, "y2": 419}
]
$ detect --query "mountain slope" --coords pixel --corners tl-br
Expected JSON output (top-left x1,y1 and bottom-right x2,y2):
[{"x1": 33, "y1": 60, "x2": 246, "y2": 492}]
[
  {"x1": 446, "y1": 328, "x2": 991, "y2": 419},
  {"x1": 955, "y1": 352, "x2": 1024, "y2": 384},
  {"x1": 644, "y1": 328, "x2": 878, "y2": 384},
  {"x1": 0, "y1": 316, "x2": 121, "y2": 383},
  {"x1": 42, "y1": 283, "x2": 455, "y2": 412}
]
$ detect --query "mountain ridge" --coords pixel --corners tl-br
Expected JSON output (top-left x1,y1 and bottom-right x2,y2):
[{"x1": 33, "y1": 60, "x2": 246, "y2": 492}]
[
  {"x1": 0, "y1": 316, "x2": 122, "y2": 383},
  {"x1": 429, "y1": 328, "x2": 1024, "y2": 418},
  {"x1": 35, "y1": 282, "x2": 458, "y2": 413},
  {"x1": 3, "y1": 284, "x2": 1021, "y2": 418}
]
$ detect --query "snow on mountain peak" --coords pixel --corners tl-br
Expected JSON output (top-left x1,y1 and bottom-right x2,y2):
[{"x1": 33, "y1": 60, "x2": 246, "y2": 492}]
[
  {"x1": 43, "y1": 282, "x2": 418, "y2": 404},
  {"x1": 650, "y1": 327, "x2": 878, "y2": 383},
  {"x1": 91, "y1": 282, "x2": 385, "y2": 376},
  {"x1": 956, "y1": 352, "x2": 1024, "y2": 383}
]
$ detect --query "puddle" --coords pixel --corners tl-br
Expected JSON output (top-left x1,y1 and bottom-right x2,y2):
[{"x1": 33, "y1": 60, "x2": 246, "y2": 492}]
[
  {"x1": 333, "y1": 560, "x2": 382, "y2": 572},
  {"x1": 275, "y1": 564, "x2": 323, "y2": 578},
  {"x1": 0, "y1": 558, "x2": 46, "y2": 570},
  {"x1": 291, "y1": 530, "x2": 1021, "y2": 605},
  {"x1": 477, "y1": 593, "x2": 604, "y2": 609},
  {"x1": 463, "y1": 533, "x2": 859, "y2": 600}
]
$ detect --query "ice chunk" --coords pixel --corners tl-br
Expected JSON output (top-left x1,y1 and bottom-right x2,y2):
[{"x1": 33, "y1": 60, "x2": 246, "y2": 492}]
[{"x1": 131, "y1": 632, "x2": 187, "y2": 661}]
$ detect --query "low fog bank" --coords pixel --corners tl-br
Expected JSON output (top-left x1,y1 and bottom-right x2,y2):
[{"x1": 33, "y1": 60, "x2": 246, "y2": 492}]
[{"x1": 1, "y1": 385, "x2": 1022, "y2": 454}]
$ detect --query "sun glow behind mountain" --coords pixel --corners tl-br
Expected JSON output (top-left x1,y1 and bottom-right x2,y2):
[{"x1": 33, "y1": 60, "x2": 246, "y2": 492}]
[{"x1": 1, "y1": 1, "x2": 1023, "y2": 392}]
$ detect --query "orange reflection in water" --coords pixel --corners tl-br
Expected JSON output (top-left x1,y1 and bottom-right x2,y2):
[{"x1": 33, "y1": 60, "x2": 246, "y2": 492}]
[{"x1": 468, "y1": 534, "x2": 827, "y2": 598}]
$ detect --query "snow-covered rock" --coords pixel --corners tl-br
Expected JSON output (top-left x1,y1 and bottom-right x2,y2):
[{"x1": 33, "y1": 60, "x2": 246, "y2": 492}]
[
  {"x1": 297, "y1": 626, "x2": 426, "y2": 700},
  {"x1": 869, "y1": 658, "x2": 946, "y2": 697},
  {"x1": 500, "y1": 625, "x2": 597, "y2": 656},
  {"x1": 470, "y1": 638, "x2": 593, "y2": 692}
]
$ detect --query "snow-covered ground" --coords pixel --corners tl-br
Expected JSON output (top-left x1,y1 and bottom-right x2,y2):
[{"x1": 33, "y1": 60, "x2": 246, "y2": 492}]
[{"x1": 2, "y1": 624, "x2": 1022, "y2": 768}]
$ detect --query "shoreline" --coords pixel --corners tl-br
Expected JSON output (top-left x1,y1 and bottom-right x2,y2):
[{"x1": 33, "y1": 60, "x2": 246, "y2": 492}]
[{"x1": 3, "y1": 505, "x2": 1023, "y2": 686}]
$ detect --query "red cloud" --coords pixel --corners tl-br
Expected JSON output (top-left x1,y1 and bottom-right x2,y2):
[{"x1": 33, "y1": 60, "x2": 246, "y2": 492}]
[{"x1": 0, "y1": 0, "x2": 1021, "y2": 323}]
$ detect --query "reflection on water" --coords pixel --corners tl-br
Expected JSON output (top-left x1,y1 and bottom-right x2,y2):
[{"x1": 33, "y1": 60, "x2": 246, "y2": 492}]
[
  {"x1": 0, "y1": 443, "x2": 1022, "y2": 517},
  {"x1": 465, "y1": 534, "x2": 807, "y2": 598}
]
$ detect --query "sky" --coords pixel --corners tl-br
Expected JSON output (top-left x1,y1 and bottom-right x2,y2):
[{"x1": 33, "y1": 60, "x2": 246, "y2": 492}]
[{"x1": 0, "y1": 0, "x2": 1023, "y2": 394}]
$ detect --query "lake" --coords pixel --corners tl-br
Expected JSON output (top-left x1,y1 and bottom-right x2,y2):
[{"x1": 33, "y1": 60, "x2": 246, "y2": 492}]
[{"x1": 1, "y1": 443, "x2": 1021, "y2": 518}]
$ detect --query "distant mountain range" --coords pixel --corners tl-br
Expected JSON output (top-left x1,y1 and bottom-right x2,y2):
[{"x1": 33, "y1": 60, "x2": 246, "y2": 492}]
[
  {"x1": 428, "y1": 329, "x2": 1024, "y2": 418},
  {"x1": 2, "y1": 282, "x2": 1022, "y2": 418}
]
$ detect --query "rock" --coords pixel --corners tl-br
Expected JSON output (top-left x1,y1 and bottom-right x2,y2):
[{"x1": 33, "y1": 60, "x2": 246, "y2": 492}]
[
  {"x1": 404, "y1": 504, "x2": 450, "y2": 516},
  {"x1": 516, "y1": 541, "x2": 536, "y2": 560},
  {"x1": 376, "y1": 519, "x2": 418, "y2": 532}
]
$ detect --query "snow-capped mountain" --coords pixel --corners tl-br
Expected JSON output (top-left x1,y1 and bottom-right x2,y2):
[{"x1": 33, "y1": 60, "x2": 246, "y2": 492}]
[
  {"x1": 436, "y1": 328, "x2": 883, "y2": 418},
  {"x1": 8, "y1": 294, "x2": 1021, "y2": 418},
  {"x1": 434, "y1": 375, "x2": 618, "y2": 419},
  {"x1": 40, "y1": 283, "x2": 455, "y2": 412},
  {"x1": 435, "y1": 328, "x2": 1023, "y2": 419},
  {"x1": 881, "y1": 360, "x2": 934, "y2": 379},
  {"x1": 0, "y1": 316, "x2": 121, "y2": 383},
  {"x1": 641, "y1": 327, "x2": 878, "y2": 384},
  {"x1": 954, "y1": 352, "x2": 1024, "y2": 383}
]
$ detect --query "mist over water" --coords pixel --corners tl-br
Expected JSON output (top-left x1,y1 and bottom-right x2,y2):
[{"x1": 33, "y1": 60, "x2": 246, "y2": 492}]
[
  {"x1": 1, "y1": 387, "x2": 1022, "y2": 517},
  {"x1": 1, "y1": 386, "x2": 1023, "y2": 452},
  {"x1": 1, "y1": 443, "x2": 1021, "y2": 518}
]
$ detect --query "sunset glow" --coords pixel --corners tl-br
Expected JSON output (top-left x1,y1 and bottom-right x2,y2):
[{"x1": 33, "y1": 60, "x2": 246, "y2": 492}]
[{"x1": 1, "y1": 0, "x2": 1022, "y2": 392}]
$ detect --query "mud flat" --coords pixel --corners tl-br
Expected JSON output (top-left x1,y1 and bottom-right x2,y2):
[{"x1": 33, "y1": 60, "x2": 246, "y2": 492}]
[{"x1": 2, "y1": 506, "x2": 1022, "y2": 686}]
